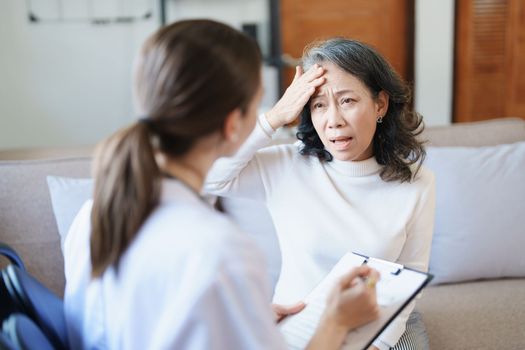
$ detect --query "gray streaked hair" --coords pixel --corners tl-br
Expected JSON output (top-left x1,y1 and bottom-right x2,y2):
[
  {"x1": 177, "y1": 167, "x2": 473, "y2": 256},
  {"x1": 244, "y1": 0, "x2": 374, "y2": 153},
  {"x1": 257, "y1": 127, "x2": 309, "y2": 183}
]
[{"x1": 301, "y1": 38, "x2": 396, "y2": 98}]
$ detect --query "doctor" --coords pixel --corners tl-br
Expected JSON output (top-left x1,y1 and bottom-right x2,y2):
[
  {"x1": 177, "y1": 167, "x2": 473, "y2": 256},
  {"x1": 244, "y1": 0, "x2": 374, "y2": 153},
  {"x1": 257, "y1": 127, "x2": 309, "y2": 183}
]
[{"x1": 63, "y1": 19, "x2": 379, "y2": 349}]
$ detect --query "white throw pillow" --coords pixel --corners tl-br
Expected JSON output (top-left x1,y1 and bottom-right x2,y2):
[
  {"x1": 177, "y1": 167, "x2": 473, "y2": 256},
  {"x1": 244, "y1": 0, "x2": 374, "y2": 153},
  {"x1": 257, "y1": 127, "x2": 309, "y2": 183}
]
[
  {"x1": 46, "y1": 176, "x2": 93, "y2": 251},
  {"x1": 425, "y1": 141, "x2": 525, "y2": 284},
  {"x1": 220, "y1": 197, "x2": 281, "y2": 290}
]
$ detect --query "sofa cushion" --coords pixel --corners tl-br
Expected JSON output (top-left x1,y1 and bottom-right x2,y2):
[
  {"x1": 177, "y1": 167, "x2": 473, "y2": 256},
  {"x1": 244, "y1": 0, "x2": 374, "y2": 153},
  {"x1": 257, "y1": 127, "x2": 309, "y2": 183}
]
[
  {"x1": 425, "y1": 141, "x2": 525, "y2": 284},
  {"x1": 0, "y1": 158, "x2": 91, "y2": 297},
  {"x1": 417, "y1": 279, "x2": 525, "y2": 349}
]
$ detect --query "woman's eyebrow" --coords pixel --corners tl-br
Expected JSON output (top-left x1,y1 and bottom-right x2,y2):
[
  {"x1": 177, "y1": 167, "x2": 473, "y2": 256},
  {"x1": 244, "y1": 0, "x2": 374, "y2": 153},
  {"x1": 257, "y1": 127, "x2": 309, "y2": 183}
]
[
  {"x1": 335, "y1": 89, "x2": 356, "y2": 96},
  {"x1": 313, "y1": 89, "x2": 356, "y2": 98}
]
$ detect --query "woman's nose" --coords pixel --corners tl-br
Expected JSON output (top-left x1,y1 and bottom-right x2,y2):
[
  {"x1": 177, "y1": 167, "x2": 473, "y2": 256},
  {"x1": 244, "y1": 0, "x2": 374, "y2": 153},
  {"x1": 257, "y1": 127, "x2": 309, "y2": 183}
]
[{"x1": 327, "y1": 106, "x2": 346, "y2": 128}]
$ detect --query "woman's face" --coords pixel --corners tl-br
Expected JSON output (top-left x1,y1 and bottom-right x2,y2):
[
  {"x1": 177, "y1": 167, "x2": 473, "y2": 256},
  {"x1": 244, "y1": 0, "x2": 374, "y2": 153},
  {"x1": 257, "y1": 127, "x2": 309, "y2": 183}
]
[{"x1": 309, "y1": 61, "x2": 388, "y2": 162}]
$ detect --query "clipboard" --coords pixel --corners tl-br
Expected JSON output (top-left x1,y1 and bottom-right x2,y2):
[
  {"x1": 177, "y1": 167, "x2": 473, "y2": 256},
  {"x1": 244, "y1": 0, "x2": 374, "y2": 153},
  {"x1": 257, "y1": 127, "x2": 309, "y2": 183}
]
[{"x1": 278, "y1": 252, "x2": 433, "y2": 350}]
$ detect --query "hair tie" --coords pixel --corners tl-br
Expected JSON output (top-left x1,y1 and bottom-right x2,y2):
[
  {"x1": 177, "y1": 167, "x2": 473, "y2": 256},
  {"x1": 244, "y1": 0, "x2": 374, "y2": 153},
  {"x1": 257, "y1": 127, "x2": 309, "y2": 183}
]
[{"x1": 138, "y1": 117, "x2": 149, "y2": 125}]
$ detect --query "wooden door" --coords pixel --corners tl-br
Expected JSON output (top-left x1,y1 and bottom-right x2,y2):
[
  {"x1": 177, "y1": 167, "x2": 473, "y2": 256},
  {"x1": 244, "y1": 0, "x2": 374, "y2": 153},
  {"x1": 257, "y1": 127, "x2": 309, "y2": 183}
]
[
  {"x1": 454, "y1": 0, "x2": 525, "y2": 122},
  {"x1": 279, "y1": 0, "x2": 414, "y2": 89}
]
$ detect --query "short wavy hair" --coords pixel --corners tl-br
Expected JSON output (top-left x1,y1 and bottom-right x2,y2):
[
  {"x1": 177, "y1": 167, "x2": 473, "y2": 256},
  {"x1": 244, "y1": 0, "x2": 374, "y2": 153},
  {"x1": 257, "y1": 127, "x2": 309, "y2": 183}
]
[{"x1": 297, "y1": 38, "x2": 425, "y2": 183}]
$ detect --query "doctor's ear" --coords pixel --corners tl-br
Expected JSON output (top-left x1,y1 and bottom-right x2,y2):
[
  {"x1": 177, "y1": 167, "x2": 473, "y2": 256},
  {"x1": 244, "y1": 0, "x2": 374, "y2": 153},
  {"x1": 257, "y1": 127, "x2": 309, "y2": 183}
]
[{"x1": 222, "y1": 108, "x2": 243, "y2": 143}]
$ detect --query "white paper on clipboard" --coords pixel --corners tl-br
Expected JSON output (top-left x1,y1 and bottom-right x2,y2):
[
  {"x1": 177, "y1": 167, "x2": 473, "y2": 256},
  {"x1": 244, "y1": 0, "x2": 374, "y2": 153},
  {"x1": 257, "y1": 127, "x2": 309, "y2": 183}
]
[{"x1": 278, "y1": 252, "x2": 432, "y2": 350}]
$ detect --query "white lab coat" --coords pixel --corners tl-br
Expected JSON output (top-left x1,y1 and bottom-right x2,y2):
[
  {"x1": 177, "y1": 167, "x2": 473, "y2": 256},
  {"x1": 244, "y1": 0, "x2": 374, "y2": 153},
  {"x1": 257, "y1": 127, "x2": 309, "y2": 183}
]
[{"x1": 64, "y1": 179, "x2": 286, "y2": 350}]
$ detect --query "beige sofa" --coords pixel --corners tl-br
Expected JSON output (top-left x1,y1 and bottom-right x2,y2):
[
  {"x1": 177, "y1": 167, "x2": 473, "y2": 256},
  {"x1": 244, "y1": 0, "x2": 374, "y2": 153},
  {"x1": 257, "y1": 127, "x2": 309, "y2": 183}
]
[
  {"x1": 412, "y1": 119, "x2": 525, "y2": 349},
  {"x1": 1, "y1": 118, "x2": 524, "y2": 349}
]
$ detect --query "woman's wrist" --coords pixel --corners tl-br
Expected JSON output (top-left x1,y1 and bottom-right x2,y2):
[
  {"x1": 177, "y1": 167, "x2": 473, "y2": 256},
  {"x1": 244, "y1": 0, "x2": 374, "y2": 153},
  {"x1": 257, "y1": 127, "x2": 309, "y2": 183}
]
[
  {"x1": 257, "y1": 113, "x2": 278, "y2": 139},
  {"x1": 264, "y1": 110, "x2": 284, "y2": 131},
  {"x1": 307, "y1": 315, "x2": 348, "y2": 350}
]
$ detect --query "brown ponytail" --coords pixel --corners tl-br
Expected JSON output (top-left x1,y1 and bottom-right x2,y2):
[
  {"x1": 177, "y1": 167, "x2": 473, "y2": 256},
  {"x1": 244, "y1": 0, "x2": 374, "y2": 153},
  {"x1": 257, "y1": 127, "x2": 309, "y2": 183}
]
[
  {"x1": 90, "y1": 122, "x2": 160, "y2": 277},
  {"x1": 89, "y1": 19, "x2": 261, "y2": 277}
]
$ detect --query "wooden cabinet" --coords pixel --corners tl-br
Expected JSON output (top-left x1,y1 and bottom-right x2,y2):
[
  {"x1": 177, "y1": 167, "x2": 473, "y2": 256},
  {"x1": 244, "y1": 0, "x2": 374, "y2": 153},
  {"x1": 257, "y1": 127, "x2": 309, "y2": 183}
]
[
  {"x1": 279, "y1": 0, "x2": 414, "y2": 88},
  {"x1": 454, "y1": 0, "x2": 525, "y2": 122}
]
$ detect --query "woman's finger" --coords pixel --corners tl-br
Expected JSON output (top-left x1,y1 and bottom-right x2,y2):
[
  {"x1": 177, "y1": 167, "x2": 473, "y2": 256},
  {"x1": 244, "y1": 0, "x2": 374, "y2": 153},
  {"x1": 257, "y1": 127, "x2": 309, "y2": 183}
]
[
  {"x1": 284, "y1": 301, "x2": 306, "y2": 315},
  {"x1": 294, "y1": 65, "x2": 303, "y2": 80},
  {"x1": 338, "y1": 265, "x2": 373, "y2": 290},
  {"x1": 296, "y1": 86, "x2": 317, "y2": 105},
  {"x1": 302, "y1": 64, "x2": 324, "y2": 81},
  {"x1": 272, "y1": 301, "x2": 306, "y2": 322},
  {"x1": 309, "y1": 76, "x2": 326, "y2": 88}
]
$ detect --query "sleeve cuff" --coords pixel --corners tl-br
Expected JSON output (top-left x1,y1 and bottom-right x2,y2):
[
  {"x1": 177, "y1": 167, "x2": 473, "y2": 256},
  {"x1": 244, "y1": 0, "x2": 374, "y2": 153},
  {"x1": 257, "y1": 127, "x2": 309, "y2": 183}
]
[
  {"x1": 258, "y1": 114, "x2": 276, "y2": 138},
  {"x1": 372, "y1": 339, "x2": 391, "y2": 350}
]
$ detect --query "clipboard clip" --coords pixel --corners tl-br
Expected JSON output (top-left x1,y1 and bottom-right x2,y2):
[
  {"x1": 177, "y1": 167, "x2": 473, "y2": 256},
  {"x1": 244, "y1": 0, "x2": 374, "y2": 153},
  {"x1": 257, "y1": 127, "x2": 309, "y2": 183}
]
[
  {"x1": 366, "y1": 258, "x2": 403, "y2": 275},
  {"x1": 353, "y1": 252, "x2": 404, "y2": 275}
]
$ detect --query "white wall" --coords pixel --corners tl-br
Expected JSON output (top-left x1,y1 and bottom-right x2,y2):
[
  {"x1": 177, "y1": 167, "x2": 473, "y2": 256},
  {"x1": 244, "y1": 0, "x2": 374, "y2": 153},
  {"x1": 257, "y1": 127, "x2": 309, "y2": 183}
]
[
  {"x1": 414, "y1": 0, "x2": 455, "y2": 126},
  {"x1": 0, "y1": 0, "x2": 158, "y2": 150},
  {"x1": 0, "y1": 0, "x2": 274, "y2": 150}
]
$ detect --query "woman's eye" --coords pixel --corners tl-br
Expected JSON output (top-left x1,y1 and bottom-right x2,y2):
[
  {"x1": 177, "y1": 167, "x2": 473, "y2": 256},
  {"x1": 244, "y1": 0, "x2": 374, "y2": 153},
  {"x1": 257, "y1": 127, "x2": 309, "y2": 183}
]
[
  {"x1": 341, "y1": 97, "x2": 354, "y2": 104},
  {"x1": 312, "y1": 102, "x2": 324, "y2": 109}
]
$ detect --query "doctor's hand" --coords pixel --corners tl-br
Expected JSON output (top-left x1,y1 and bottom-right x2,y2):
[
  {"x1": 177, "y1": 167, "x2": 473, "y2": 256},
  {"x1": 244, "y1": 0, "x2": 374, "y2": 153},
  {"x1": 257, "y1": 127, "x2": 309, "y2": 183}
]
[
  {"x1": 265, "y1": 64, "x2": 325, "y2": 130},
  {"x1": 272, "y1": 301, "x2": 306, "y2": 323},
  {"x1": 306, "y1": 266, "x2": 380, "y2": 350},
  {"x1": 323, "y1": 265, "x2": 380, "y2": 331}
]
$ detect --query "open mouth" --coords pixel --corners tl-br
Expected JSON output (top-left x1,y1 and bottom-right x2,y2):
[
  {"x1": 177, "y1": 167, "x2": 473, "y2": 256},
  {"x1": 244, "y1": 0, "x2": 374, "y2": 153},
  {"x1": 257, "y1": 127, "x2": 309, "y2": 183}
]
[
  {"x1": 330, "y1": 136, "x2": 353, "y2": 144},
  {"x1": 329, "y1": 136, "x2": 353, "y2": 150}
]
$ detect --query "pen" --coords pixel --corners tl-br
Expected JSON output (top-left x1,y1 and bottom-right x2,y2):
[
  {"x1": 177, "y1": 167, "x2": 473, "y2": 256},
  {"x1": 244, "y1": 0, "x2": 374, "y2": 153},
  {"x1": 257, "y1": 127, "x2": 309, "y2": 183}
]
[{"x1": 364, "y1": 275, "x2": 377, "y2": 289}]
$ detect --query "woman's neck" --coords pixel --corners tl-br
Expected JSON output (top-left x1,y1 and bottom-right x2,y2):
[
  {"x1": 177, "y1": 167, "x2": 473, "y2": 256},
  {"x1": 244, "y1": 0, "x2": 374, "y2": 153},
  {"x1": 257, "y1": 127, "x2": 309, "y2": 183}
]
[
  {"x1": 163, "y1": 160, "x2": 205, "y2": 193},
  {"x1": 159, "y1": 147, "x2": 218, "y2": 194}
]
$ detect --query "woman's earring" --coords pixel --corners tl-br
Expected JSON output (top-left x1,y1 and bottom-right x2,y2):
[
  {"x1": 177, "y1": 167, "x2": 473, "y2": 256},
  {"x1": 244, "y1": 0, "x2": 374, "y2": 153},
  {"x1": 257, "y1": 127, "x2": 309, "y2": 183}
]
[{"x1": 376, "y1": 116, "x2": 383, "y2": 124}]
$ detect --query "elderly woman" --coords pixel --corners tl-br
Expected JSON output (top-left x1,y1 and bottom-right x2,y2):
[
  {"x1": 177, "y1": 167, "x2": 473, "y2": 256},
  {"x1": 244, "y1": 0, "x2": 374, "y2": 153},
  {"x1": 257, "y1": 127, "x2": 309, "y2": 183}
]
[{"x1": 206, "y1": 38, "x2": 435, "y2": 350}]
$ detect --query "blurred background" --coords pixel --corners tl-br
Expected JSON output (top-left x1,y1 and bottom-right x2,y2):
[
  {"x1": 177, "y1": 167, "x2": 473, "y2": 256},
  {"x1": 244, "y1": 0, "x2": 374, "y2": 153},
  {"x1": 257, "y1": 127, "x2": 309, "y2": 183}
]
[{"x1": 0, "y1": 0, "x2": 524, "y2": 151}]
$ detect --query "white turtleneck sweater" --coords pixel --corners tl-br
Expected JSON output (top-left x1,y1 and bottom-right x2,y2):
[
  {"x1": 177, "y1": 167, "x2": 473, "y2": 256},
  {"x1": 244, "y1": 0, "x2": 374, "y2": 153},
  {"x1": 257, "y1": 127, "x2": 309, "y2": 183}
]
[{"x1": 205, "y1": 115, "x2": 436, "y2": 349}]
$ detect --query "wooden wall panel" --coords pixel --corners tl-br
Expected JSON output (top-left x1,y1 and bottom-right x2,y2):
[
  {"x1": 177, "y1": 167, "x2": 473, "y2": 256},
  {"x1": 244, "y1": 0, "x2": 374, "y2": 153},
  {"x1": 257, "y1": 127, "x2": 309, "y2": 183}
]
[
  {"x1": 454, "y1": 0, "x2": 525, "y2": 122},
  {"x1": 279, "y1": 0, "x2": 413, "y2": 88},
  {"x1": 508, "y1": 0, "x2": 525, "y2": 118}
]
